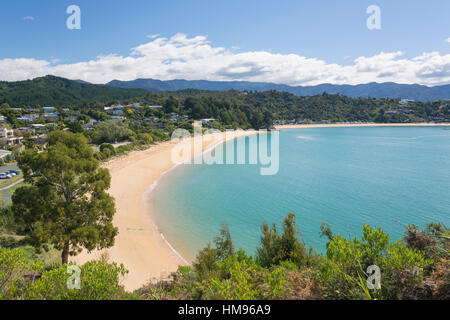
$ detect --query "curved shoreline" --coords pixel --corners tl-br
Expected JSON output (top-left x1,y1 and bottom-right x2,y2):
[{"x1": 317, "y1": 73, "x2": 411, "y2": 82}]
[
  {"x1": 72, "y1": 123, "x2": 450, "y2": 291},
  {"x1": 72, "y1": 130, "x2": 256, "y2": 291},
  {"x1": 275, "y1": 123, "x2": 450, "y2": 130},
  {"x1": 141, "y1": 134, "x2": 248, "y2": 267}
]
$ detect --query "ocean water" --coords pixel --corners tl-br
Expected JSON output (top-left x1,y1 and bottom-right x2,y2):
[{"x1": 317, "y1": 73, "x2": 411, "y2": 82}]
[{"x1": 149, "y1": 127, "x2": 450, "y2": 261}]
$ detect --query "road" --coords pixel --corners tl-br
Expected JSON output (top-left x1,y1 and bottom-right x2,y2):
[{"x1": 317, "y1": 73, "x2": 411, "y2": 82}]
[{"x1": 0, "y1": 163, "x2": 20, "y2": 173}]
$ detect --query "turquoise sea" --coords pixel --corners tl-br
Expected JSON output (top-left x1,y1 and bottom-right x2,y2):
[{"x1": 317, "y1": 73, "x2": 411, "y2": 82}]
[{"x1": 149, "y1": 127, "x2": 450, "y2": 261}]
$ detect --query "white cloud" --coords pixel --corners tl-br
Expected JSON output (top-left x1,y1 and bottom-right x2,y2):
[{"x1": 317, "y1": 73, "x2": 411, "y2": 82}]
[
  {"x1": 446, "y1": 38, "x2": 450, "y2": 43},
  {"x1": 1, "y1": 33, "x2": 449, "y2": 86},
  {"x1": 23, "y1": 16, "x2": 34, "y2": 21}
]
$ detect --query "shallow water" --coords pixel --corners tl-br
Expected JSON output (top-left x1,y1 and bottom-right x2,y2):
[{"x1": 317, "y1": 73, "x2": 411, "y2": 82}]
[{"x1": 149, "y1": 127, "x2": 450, "y2": 261}]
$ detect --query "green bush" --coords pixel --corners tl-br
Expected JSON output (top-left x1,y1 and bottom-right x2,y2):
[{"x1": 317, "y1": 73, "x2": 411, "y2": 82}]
[
  {"x1": 99, "y1": 143, "x2": 116, "y2": 156},
  {"x1": 256, "y1": 213, "x2": 311, "y2": 268},
  {"x1": 319, "y1": 225, "x2": 433, "y2": 299},
  {"x1": 25, "y1": 261, "x2": 129, "y2": 300}
]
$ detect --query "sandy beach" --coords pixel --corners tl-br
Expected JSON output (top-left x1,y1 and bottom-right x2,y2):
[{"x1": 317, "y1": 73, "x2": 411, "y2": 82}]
[
  {"x1": 72, "y1": 122, "x2": 450, "y2": 291},
  {"x1": 72, "y1": 130, "x2": 255, "y2": 291},
  {"x1": 275, "y1": 123, "x2": 450, "y2": 130}
]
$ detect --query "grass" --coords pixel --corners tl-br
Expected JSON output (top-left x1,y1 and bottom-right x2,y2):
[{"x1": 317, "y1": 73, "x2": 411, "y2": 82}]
[
  {"x1": 7, "y1": 181, "x2": 25, "y2": 194},
  {"x1": 0, "y1": 173, "x2": 24, "y2": 189},
  {"x1": 0, "y1": 179, "x2": 26, "y2": 207},
  {"x1": 0, "y1": 233, "x2": 61, "y2": 268}
]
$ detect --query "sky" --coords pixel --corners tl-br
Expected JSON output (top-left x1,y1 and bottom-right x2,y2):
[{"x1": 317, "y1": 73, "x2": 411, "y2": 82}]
[{"x1": 0, "y1": 0, "x2": 449, "y2": 86}]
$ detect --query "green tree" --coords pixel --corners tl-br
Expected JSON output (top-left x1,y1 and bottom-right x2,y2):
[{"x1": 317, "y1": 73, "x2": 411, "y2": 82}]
[
  {"x1": 67, "y1": 121, "x2": 84, "y2": 133},
  {"x1": 163, "y1": 96, "x2": 179, "y2": 114},
  {"x1": 92, "y1": 120, "x2": 132, "y2": 144},
  {"x1": 256, "y1": 213, "x2": 308, "y2": 268},
  {"x1": 12, "y1": 131, "x2": 118, "y2": 264}
]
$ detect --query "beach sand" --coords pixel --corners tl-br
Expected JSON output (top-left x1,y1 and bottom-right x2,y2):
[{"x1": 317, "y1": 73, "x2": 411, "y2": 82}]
[
  {"x1": 71, "y1": 130, "x2": 255, "y2": 291},
  {"x1": 72, "y1": 122, "x2": 449, "y2": 291},
  {"x1": 275, "y1": 123, "x2": 450, "y2": 130}
]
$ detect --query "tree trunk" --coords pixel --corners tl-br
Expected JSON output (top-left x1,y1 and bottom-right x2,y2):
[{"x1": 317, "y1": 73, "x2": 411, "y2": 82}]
[{"x1": 61, "y1": 241, "x2": 70, "y2": 264}]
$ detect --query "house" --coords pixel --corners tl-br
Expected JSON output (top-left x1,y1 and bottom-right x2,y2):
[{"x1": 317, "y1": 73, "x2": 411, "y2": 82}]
[
  {"x1": 126, "y1": 103, "x2": 140, "y2": 108},
  {"x1": 0, "y1": 127, "x2": 23, "y2": 146},
  {"x1": 110, "y1": 116, "x2": 125, "y2": 121},
  {"x1": 25, "y1": 108, "x2": 40, "y2": 113},
  {"x1": 82, "y1": 123, "x2": 95, "y2": 130},
  {"x1": 112, "y1": 109, "x2": 124, "y2": 115},
  {"x1": 0, "y1": 116, "x2": 5, "y2": 123},
  {"x1": 33, "y1": 137, "x2": 48, "y2": 149},
  {"x1": 0, "y1": 127, "x2": 14, "y2": 138},
  {"x1": 17, "y1": 114, "x2": 39, "y2": 122},
  {"x1": 17, "y1": 127, "x2": 35, "y2": 134},
  {"x1": 43, "y1": 107, "x2": 56, "y2": 113},
  {"x1": 31, "y1": 124, "x2": 46, "y2": 129},
  {"x1": 200, "y1": 118, "x2": 215, "y2": 123},
  {"x1": 43, "y1": 112, "x2": 59, "y2": 120},
  {"x1": 148, "y1": 106, "x2": 163, "y2": 109},
  {"x1": 64, "y1": 116, "x2": 78, "y2": 123},
  {"x1": 144, "y1": 117, "x2": 159, "y2": 123}
]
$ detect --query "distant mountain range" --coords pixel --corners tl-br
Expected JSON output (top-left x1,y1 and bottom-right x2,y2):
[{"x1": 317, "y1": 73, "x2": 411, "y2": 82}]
[
  {"x1": 0, "y1": 76, "x2": 448, "y2": 107},
  {"x1": 107, "y1": 79, "x2": 450, "y2": 102}
]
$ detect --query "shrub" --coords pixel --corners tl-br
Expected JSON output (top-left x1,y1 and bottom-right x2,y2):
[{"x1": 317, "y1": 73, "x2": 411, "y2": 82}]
[
  {"x1": 256, "y1": 213, "x2": 309, "y2": 268},
  {"x1": 25, "y1": 261, "x2": 129, "y2": 300},
  {"x1": 0, "y1": 247, "x2": 43, "y2": 300},
  {"x1": 319, "y1": 225, "x2": 433, "y2": 300},
  {"x1": 99, "y1": 143, "x2": 116, "y2": 156}
]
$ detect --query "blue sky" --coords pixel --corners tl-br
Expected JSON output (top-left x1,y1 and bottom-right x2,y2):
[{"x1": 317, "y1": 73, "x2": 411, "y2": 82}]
[{"x1": 0, "y1": 0, "x2": 449, "y2": 85}]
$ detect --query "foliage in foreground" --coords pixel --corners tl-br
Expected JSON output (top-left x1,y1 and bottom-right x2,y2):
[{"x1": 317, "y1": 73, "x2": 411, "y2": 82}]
[
  {"x1": 0, "y1": 247, "x2": 130, "y2": 300},
  {"x1": 137, "y1": 215, "x2": 449, "y2": 300},
  {"x1": 1, "y1": 214, "x2": 448, "y2": 300}
]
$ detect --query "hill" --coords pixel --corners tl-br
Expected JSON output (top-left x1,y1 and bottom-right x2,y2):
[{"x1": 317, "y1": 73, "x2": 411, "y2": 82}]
[
  {"x1": 107, "y1": 79, "x2": 450, "y2": 102},
  {"x1": 0, "y1": 75, "x2": 148, "y2": 107}
]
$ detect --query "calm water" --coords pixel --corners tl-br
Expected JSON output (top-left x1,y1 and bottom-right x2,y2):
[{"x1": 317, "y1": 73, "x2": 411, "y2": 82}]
[{"x1": 149, "y1": 127, "x2": 450, "y2": 261}]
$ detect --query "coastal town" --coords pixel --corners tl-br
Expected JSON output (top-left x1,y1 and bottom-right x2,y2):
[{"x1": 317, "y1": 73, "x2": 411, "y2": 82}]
[{"x1": 1, "y1": 0, "x2": 450, "y2": 305}]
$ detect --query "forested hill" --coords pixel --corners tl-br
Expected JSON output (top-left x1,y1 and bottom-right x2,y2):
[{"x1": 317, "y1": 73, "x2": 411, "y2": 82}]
[
  {"x1": 107, "y1": 78, "x2": 450, "y2": 102},
  {"x1": 0, "y1": 75, "x2": 148, "y2": 107},
  {"x1": 0, "y1": 76, "x2": 449, "y2": 125}
]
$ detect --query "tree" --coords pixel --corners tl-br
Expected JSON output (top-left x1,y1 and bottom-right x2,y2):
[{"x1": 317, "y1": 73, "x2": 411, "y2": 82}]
[
  {"x1": 92, "y1": 120, "x2": 131, "y2": 144},
  {"x1": 163, "y1": 96, "x2": 179, "y2": 114},
  {"x1": 214, "y1": 223, "x2": 234, "y2": 260},
  {"x1": 68, "y1": 121, "x2": 84, "y2": 133},
  {"x1": 256, "y1": 213, "x2": 308, "y2": 268},
  {"x1": 12, "y1": 131, "x2": 118, "y2": 264}
]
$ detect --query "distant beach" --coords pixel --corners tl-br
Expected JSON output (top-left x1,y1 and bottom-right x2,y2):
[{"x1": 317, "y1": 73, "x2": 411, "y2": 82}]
[{"x1": 275, "y1": 123, "x2": 450, "y2": 130}]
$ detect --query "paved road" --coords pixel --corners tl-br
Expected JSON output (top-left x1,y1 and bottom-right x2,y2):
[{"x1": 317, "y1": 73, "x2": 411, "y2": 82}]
[{"x1": 0, "y1": 163, "x2": 19, "y2": 172}]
